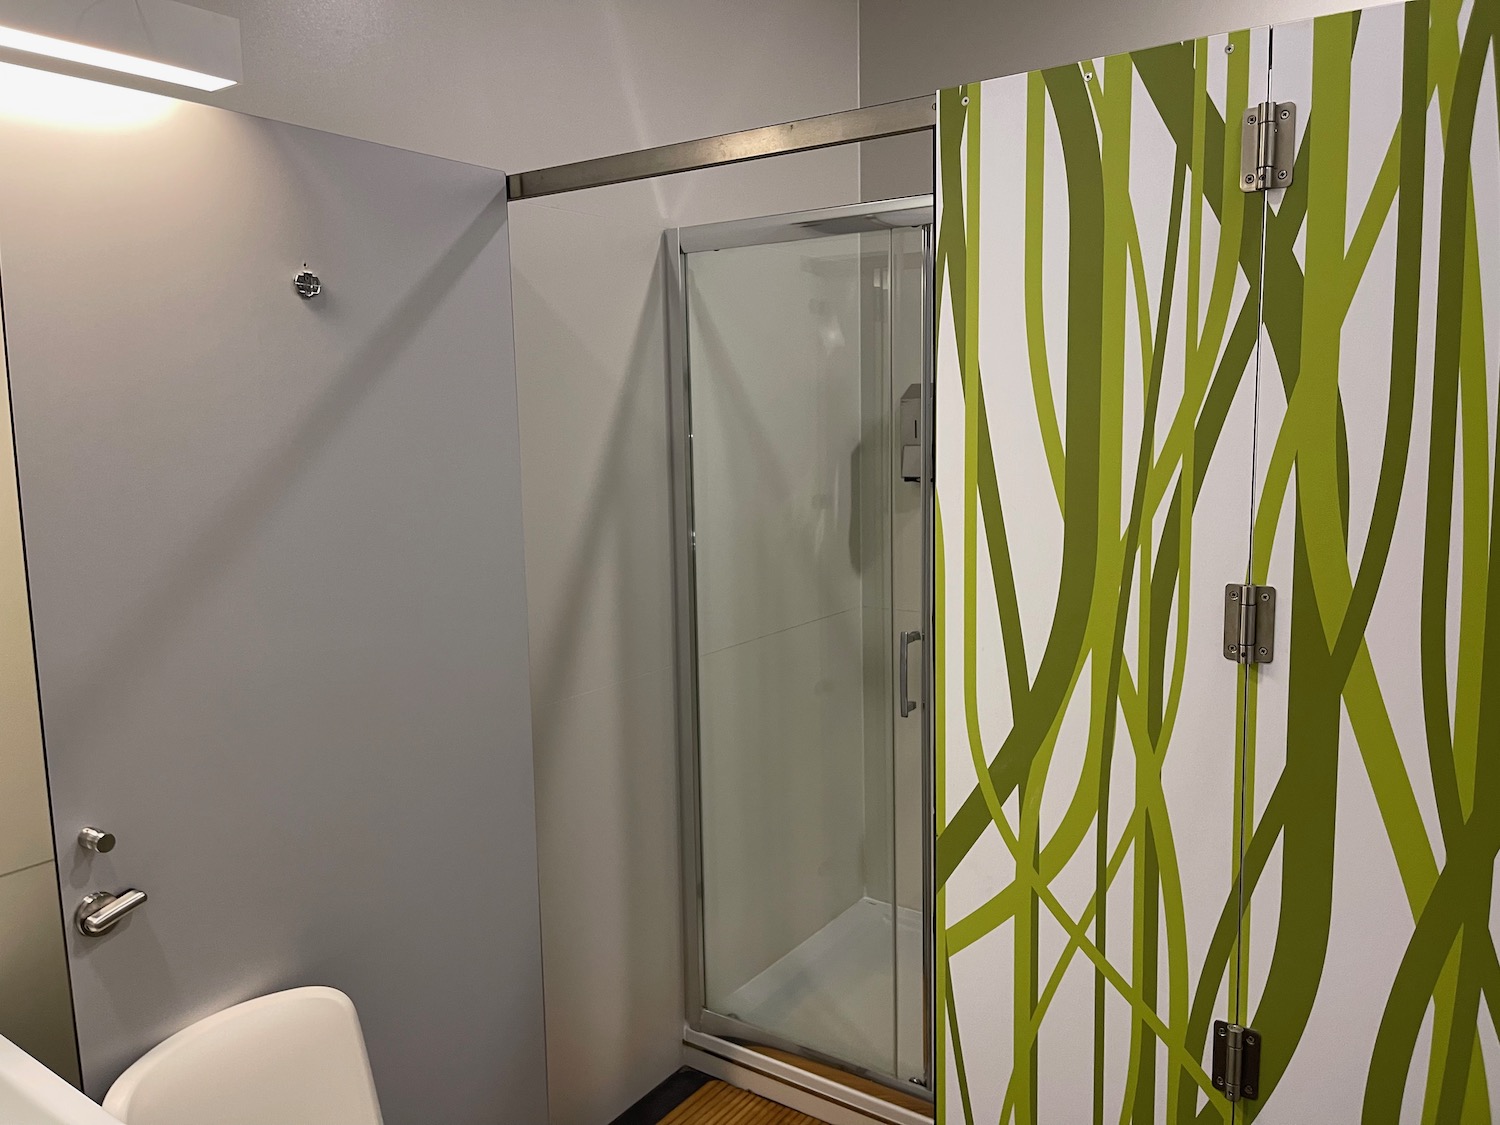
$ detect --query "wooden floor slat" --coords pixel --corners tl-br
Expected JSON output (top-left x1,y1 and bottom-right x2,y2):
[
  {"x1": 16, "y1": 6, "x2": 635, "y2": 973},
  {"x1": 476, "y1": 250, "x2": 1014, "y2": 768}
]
[{"x1": 657, "y1": 1079, "x2": 829, "y2": 1124}]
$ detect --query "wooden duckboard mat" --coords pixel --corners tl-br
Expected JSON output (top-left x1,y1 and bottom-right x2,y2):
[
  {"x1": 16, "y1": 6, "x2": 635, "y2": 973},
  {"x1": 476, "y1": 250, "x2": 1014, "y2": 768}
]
[{"x1": 658, "y1": 1079, "x2": 830, "y2": 1124}]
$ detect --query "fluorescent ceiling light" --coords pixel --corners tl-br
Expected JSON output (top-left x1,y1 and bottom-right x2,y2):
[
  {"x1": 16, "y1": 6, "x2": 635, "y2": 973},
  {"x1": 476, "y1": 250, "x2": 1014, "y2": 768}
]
[
  {"x1": 0, "y1": 0, "x2": 240, "y2": 92},
  {"x1": 0, "y1": 25, "x2": 233, "y2": 91}
]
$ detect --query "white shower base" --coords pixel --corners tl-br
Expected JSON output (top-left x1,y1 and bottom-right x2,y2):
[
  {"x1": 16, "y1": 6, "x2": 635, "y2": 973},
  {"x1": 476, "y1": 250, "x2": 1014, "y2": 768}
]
[{"x1": 717, "y1": 897, "x2": 925, "y2": 1083}]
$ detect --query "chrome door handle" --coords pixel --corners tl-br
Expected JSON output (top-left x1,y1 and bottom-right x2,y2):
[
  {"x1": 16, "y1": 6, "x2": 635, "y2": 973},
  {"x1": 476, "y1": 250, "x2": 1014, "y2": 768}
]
[
  {"x1": 899, "y1": 629, "x2": 923, "y2": 718},
  {"x1": 76, "y1": 889, "x2": 147, "y2": 936}
]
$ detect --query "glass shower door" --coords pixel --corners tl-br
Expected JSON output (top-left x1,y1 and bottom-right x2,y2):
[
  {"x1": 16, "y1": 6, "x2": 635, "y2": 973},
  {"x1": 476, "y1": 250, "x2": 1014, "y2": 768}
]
[{"x1": 672, "y1": 204, "x2": 932, "y2": 1093}]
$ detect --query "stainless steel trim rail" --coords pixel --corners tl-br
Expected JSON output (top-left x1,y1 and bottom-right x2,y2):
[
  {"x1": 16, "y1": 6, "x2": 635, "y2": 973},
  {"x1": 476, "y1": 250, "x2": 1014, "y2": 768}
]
[
  {"x1": 506, "y1": 96, "x2": 936, "y2": 201},
  {"x1": 683, "y1": 1030, "x2": 933, "y2": 1125}
]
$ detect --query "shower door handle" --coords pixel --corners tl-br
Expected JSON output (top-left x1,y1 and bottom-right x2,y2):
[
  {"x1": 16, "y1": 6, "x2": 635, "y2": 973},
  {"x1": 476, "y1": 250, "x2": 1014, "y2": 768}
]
[{"x1": 899, "y1": 629, "x2": 923, "y2": 718}]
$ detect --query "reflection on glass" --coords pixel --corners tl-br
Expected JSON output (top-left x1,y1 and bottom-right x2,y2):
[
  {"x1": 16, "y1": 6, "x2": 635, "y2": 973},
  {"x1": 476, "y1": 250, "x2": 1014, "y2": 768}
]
[{"x1": 686, "y1": 226, "x2": 926, "y2": 1083}]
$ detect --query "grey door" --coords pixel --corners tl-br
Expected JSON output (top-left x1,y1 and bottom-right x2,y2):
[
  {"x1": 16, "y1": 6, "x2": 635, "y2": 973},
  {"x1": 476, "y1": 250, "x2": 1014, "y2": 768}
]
[{"x1": 0, "y1": 94, "x2": 546, "y2": 1122}]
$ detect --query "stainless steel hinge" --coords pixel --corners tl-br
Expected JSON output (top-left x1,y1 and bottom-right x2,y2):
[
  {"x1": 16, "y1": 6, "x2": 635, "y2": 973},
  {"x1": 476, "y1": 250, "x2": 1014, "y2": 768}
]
[
  {"x1": 1240, "y1": 101, "x2": 1296, "y2": 191},
  {"x1": 1212, "y1": 1020, "x2": 1263, "y2": 1102},
  {"x1": 1223, "y1": 584, "x2": 1276, "y2": 663}
]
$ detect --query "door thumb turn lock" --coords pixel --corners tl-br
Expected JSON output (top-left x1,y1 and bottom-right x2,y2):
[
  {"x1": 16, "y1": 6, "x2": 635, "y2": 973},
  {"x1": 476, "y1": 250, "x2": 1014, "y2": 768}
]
[{"x1": 78, "y1": 826, "x2": 115, "y2": 853}]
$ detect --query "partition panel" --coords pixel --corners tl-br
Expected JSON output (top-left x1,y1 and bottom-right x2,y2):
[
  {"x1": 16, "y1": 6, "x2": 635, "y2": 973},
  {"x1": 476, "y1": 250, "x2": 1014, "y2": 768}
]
[
  {"x1": 934, "y1": 29, "x2": 1270, "y2": 1123},
  {"x1": 1244, "y1": 2, "x2": 1500, "y2": 1119},
  {"x1": 937, "y1": 3, "x2": 1500, "y2": 1122},
  {"x1": 0, "y1": 67, "x2": 545, "y2": 1122}
]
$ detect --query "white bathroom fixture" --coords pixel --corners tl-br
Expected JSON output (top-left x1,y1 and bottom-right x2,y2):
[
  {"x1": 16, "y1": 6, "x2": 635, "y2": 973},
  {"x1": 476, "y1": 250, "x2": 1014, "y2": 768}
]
[
  {"x1": 0, "y1": 0, "x2": 240, "y2": 91},
  {"x1": 102, "y1": 987, "x2": 383, "y2": 1125},
  {"x1": 0, "y1": 1033, "x2": 122, "y2": 1125}
]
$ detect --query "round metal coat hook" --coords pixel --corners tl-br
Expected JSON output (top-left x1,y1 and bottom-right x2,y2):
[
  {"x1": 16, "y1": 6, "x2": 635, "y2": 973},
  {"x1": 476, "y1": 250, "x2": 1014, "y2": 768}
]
[{"x1": 293, "y1": 265, "x2": 322, "y2": 299}]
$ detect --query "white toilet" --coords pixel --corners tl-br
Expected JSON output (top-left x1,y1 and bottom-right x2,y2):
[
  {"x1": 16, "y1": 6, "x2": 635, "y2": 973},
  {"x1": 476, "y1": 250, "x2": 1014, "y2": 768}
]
[{"x1": 102, "y1": 987, "x2": 384, "y2": 1125}]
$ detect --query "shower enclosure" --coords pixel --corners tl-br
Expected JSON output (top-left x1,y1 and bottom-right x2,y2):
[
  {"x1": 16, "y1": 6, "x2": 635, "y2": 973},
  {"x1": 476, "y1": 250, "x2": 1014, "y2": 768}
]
[{"x1": 666, "y1": 199, "x2": 934, "y2": 1107}]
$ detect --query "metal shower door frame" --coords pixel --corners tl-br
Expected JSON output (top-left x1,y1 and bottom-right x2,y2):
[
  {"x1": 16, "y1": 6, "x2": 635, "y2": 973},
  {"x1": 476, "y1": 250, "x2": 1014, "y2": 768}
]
[{"x1": 664, "y1": 196, "x2": 936, "y2": 1117}]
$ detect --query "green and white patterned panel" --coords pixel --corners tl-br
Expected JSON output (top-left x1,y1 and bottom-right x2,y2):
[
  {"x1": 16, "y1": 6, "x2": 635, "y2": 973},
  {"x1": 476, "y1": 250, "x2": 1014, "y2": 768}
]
[
  {"x1": 935, "y1": 30, "x2": 1271, "y2": 1124},
  {"x1": 1245, "y1": 1, "x2": 1500, "y2": 1119}
]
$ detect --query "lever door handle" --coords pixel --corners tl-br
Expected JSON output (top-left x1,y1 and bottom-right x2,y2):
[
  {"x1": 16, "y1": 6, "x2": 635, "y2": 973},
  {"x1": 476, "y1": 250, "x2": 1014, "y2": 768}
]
[
  {"x1": 899, "y1": 629, "x2": 923, "y2": 718},
  {"x1": 76, "y1": 889, "x2": 147, "y2": 936}
]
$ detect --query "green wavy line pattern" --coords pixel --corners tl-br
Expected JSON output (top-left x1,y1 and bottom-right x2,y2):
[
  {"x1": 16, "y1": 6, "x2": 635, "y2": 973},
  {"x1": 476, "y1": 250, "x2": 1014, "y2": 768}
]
[{"x1": 935, "y1": 2, "x2": 1500, "y2": 1121}]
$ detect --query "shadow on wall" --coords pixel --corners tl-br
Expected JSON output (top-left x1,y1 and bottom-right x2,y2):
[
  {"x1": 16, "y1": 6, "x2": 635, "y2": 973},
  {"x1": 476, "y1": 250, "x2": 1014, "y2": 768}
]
[
  {"x1": 508, "y1": 223, "x2": 684, "y2": 1125},
  {"x1": 37, "y1": 190, "x2": 512, "y2": 755},
  {"x1": 519, "y1": 252, "x2": 673, "y2": 717}
]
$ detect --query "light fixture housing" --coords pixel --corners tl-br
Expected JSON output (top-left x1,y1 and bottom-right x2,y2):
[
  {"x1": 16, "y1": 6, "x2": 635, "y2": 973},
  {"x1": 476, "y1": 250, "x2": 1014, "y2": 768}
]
[{"x1": 0, "y1": 0, "x2": 240, "y2": 92}]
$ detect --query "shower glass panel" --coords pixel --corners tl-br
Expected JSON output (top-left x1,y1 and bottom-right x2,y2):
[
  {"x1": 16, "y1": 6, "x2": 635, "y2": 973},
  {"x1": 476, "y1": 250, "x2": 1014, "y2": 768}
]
[{"x1": 673, "y1": 202, "x2": 932, "y2": 1094}]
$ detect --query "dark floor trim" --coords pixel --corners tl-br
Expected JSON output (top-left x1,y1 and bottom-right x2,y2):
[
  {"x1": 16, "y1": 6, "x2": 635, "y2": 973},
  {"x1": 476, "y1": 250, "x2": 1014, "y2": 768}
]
[{"x1": 609, "y1": 1067, "x2": 714, "y2": 1124}]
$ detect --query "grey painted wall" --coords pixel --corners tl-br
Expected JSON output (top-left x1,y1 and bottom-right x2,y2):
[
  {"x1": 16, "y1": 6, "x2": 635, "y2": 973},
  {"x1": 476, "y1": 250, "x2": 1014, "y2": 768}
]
[
  {"x1": 497, "y1": 14, "x2": 859, "y2": 1119},
  {"x1": 0, "y1": 5, "x2": 862, "y2": 1123},
  {"x1": 0, "y1": 88, "x2": 544, "y2": 1124},
  {"x1": 858, "y1": 0, "x2": 1378, "y2": 199}
]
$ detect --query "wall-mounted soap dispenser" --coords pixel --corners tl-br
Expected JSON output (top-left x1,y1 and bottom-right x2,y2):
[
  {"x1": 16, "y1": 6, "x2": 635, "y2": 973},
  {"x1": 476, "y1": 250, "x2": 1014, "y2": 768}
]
[{"x1": 900, "y1": 383, "x2": 923, "y2": 482}]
